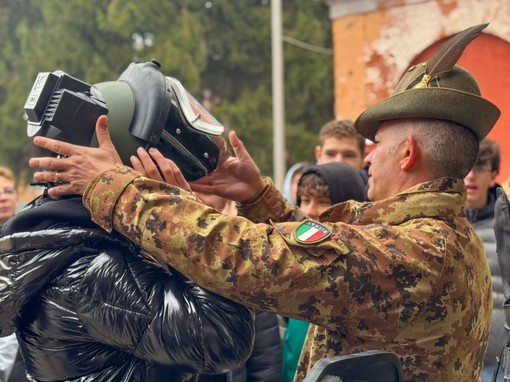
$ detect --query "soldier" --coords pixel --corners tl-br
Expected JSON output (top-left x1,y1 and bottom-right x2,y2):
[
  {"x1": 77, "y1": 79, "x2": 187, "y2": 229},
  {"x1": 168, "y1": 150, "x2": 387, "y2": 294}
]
[{"x1": 29, "y1": 25, "x2": 500, "y2": 381}]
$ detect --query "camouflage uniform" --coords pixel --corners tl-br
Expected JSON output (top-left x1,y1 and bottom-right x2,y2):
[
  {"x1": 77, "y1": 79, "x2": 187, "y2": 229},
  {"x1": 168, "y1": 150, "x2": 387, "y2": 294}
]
[{"x1": 84, "y1": 165, "x2": 492, "y2": 382}]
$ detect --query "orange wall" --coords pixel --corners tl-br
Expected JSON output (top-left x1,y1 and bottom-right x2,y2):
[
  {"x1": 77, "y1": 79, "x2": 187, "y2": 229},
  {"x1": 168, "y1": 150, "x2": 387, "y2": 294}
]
[{"x1": 330, "y1": 2, "x2": 510, "y2": 186}]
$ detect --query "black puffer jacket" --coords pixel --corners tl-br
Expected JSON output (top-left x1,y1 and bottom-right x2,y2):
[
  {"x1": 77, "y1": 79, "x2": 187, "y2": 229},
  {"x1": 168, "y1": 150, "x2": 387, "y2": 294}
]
[
  {"x1": 229, "y1": 311, "x2": 282, "y2": 381},
  {"x1": 0, "y1": 195, "x2": 255, "y2": 382}
]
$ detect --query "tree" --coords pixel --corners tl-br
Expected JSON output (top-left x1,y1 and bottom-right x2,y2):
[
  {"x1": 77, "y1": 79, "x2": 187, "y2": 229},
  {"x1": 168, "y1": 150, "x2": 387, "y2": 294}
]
[{"x1": 0, "y1": 0, "x2": 333, "y2": 186}]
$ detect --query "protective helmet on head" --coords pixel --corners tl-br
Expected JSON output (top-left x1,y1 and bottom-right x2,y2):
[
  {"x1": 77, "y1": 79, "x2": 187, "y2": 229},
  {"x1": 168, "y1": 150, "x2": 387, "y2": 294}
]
[{"x1": 24, "y1": 59, "x2": 230, "y2": 182}]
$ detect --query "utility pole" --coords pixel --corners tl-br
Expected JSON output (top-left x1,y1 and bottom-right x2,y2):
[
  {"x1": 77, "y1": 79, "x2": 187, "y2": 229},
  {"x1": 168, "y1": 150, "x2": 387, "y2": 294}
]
[{"x1": 271, "y1": 0, "x2": 285, "y2": 190}]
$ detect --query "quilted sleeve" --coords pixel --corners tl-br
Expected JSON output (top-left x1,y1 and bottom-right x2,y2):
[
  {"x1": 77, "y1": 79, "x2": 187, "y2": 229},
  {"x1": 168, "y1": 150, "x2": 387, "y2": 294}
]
[{"x1": 76, "y1": 246, "x2": 254, "y2": 374}]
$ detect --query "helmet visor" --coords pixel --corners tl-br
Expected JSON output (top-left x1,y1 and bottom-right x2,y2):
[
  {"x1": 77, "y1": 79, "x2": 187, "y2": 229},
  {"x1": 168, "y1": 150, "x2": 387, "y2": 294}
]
[{"x1": 166, "y1": 77, "x2": 224, "y2": 136}]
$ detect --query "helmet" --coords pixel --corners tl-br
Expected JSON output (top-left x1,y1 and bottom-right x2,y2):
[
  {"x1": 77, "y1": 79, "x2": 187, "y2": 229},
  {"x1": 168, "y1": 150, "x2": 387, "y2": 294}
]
[{"x1": 24, "y1": 59, "x2": 230, "y2": 181}]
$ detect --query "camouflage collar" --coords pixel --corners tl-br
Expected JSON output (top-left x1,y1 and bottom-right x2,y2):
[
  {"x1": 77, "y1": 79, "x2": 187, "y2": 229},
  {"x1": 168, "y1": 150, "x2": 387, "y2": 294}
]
[{"x1": 321, "y1": 177, "x2": 466, "y2": 226}]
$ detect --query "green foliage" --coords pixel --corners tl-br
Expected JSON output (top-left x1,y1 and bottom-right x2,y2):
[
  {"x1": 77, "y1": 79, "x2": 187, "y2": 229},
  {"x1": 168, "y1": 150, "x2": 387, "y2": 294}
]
[
  {"x1": 212, "y1": 85, "x2": 274, "y2": 175},
  {"x1": 0, "y1": 0, "x2": 332, "y2": 185}
]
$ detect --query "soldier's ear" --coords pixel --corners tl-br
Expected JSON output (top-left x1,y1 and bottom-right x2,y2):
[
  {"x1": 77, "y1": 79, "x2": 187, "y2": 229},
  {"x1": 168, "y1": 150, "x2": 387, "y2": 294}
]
[{"x1": 400, "y1": 135, "x2": 418, "y2": 171}]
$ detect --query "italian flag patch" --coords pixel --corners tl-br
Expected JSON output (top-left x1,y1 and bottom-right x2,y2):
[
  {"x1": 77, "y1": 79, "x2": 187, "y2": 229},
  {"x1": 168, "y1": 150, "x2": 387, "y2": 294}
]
[{"x1": 294, "y1": 220, "x2": 331, "y2": 244}]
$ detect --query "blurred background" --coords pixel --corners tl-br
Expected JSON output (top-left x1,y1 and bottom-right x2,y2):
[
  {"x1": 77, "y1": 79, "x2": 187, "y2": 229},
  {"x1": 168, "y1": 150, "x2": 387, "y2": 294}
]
[{"x1": 1, "y1": 0, "x2": 509, "y2": 204}]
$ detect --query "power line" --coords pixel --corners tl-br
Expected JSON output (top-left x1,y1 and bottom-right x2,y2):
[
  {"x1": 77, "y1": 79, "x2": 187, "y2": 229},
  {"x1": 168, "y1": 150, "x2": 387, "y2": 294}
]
[{"x1": 282, "y1": 35, "x2": 333, "y2": 55}]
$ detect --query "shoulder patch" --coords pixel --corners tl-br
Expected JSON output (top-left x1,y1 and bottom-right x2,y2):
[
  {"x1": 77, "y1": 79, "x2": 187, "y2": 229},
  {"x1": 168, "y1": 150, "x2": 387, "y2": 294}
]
[{"x1": 294, "y1": 220, "x2": 331, "y2": 244}]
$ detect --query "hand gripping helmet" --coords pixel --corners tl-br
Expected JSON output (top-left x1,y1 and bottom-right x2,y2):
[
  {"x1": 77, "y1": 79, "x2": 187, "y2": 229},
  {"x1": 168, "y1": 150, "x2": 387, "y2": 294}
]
[{"x1": 24, "y1": 59, "x2": 230, "y2": 181}]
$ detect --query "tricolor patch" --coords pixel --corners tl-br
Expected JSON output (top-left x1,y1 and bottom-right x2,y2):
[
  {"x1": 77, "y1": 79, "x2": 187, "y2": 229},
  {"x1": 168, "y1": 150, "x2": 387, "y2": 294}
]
[{"x1": 294, "y1": 220, "x2": 331, "y2": 244}]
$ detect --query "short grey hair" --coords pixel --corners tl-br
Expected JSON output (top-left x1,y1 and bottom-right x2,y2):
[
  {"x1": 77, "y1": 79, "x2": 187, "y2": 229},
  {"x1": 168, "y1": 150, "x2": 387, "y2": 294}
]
[{"x1": 398, "y1": 118, "x2": 479, "y2": 179}]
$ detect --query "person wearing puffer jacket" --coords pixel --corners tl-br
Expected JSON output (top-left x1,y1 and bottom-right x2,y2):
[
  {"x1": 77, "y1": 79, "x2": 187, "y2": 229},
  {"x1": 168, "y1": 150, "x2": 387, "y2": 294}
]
[
  {"x1": 229, "y1": 311, "x2": 282, "y2": 381},
  {"x1": 0, "y1": 192, "x2": 254, "y2": 382},
  {"x1": 0, "y1": 60, "x2": 255, "y2": 382},
  {"x1": 464, "y1": 139, "x2": 507, "y2": 382}
]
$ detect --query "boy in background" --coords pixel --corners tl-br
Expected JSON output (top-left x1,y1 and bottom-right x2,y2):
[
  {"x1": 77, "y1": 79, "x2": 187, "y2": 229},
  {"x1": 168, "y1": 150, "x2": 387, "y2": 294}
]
[
  {"x1": 315, "y1": 119, "x2": 369, "y2": 196},
  {"x1": 0, "y1": 166, "x2": 18, "y2": 227},
  {"x1": 464, "y1": 139, "x2": 505, "y2": 381},
  {"x1": 0, "y1": 166, "x2": 25, "y2": 382},
  {"x1": 314, "y1": 119, "x2": 365, "y2": 170}
]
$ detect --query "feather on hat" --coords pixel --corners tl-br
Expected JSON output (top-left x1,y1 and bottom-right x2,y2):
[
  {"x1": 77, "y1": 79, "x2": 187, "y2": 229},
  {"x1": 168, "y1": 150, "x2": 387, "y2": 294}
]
[{"x1": 355, "y1": 23, "x2": 500, "y2": 141}]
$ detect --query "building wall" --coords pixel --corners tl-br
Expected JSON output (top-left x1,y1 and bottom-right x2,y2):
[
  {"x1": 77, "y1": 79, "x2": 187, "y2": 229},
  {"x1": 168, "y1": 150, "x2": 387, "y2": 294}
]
[{"x1": 326, "y1": 0, "x2": 510, "y2": 185}]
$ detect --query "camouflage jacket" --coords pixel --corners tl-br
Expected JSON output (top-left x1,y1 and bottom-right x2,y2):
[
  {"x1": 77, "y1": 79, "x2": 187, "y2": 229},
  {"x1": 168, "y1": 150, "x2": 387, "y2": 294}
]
[{"x1": 84, "y1": 166, "x2": 492, "y2": 382}]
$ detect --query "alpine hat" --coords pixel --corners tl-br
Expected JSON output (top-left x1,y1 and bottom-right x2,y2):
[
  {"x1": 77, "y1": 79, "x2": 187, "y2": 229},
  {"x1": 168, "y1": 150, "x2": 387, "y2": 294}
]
[{"x1": 355, "y1": 24, "x2": 500, "y2": 142}]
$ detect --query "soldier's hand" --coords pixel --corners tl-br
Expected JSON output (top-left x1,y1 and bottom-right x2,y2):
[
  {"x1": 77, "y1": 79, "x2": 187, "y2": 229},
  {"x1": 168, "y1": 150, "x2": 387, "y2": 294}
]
[
  {"x1": 191, "y1": 131, "x2": 265, "y2": 203},
  {"x1": 29, "y1": 115, "x2": 122, "y2": 197},
  {"x1": 495, "y1": 187, "x2": 510, "y2": 288},
  {"x1": 130, "y1": 147, "x2": 191, "y2": 193}
]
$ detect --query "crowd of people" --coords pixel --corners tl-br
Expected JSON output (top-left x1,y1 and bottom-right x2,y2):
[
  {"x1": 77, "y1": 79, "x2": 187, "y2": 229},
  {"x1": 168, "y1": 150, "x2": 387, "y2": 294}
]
[{"x1": 0, "y1": 23, "x2": 509, "y2": 382}]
